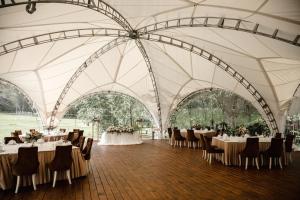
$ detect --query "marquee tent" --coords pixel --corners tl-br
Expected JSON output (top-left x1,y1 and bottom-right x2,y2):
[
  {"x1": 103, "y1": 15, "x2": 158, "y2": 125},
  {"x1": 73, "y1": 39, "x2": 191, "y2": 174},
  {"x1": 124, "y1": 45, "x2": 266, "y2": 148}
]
[{"x1": 0, "y1": 0, "x2": 299, "y2": 133}]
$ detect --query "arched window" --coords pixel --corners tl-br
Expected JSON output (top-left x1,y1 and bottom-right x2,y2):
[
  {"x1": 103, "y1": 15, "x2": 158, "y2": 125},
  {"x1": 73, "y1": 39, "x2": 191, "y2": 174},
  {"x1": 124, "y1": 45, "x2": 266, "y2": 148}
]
[
  {"x1": 60, "y1": 92, "x2": 154, "y2": 139},
  {"x1": 0, "y1": 81, "x2": 42, "y2": 138}
]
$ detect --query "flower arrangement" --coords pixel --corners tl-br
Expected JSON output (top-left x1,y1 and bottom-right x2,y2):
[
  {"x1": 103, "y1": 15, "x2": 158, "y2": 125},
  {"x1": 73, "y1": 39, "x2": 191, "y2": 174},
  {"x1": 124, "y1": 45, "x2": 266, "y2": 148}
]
[
  {"x1": 192, "y1": 123, "x2": 202, "y2": 130},
  {"x1": 238, "y1": 125, "x2": 248, "y2": 135},
  {"x1": 24, "y1": 131, "x2": 42, "y2": 142},
  {"x1": 106, "y1": 126, "x2": 134, "y2": 134}
]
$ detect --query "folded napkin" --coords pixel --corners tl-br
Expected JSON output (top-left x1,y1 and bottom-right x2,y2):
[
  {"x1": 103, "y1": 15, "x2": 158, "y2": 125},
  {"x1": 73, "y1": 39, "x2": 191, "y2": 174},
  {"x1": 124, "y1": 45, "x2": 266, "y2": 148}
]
[
  {"x1": 222, "y1": 134, "x2": 228, "y2": 140},
  {"x1": 8, "y1": 140, "x2": 17, "y2": 145},
  {"x1": 37, "y1": 138, "x2": 45, "y2": 143}
]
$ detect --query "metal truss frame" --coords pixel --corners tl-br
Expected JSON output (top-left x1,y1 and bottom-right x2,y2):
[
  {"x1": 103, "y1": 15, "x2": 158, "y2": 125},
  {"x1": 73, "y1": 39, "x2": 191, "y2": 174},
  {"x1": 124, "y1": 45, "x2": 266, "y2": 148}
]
[
  {"x1": 0, "y1": 28, "x2": 128, "y2": 56},
  {"x1": 139, "y1": 33, "x2": 279, "y2": 132},
  {"x1": 137, "y1": 17, "x2": 300, "y2": 47},
  {"x1": 0, "y1": 0, "x2": 133, "y2": 31},
  {"x1": 49, "y1": 37, "x2": 130, "y2": 127},
  {"x1": 135, "y1": 39, "x2": 163, "y2": 133}
]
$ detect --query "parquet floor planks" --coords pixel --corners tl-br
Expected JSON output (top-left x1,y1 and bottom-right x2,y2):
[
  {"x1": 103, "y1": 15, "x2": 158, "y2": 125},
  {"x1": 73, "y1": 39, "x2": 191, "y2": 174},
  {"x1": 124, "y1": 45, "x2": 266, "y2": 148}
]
[{"x1": 1, "y1": 140, "x2": 300, "y2": 200}]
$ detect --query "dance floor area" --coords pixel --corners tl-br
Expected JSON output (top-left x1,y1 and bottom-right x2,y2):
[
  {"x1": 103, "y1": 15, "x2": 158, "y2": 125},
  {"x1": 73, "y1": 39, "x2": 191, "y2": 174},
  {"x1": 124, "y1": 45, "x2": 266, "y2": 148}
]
[{"x1": 1, "y1": 140, "x2": 300, "y2": 200}]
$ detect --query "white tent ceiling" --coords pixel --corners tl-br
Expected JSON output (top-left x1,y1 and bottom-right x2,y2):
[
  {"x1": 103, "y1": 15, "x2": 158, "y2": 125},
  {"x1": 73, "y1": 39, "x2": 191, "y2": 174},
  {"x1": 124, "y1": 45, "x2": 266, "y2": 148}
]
[{"x1": 0, "y1": 0, "x2": 299, "y2": 132}]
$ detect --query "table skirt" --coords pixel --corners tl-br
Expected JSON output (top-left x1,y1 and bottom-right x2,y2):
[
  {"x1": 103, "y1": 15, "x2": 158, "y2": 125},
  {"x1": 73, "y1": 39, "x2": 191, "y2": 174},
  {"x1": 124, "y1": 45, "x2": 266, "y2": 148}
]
[{"x1": 0, "y1": 148, "x2": 87, "y2": 190}]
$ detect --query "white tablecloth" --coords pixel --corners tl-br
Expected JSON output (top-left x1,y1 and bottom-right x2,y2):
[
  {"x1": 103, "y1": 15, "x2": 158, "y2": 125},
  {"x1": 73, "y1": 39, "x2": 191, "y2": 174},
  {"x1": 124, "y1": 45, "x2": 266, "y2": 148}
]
[{"x1": 99, "y1": 132, "x2": 142, "y2": 145}]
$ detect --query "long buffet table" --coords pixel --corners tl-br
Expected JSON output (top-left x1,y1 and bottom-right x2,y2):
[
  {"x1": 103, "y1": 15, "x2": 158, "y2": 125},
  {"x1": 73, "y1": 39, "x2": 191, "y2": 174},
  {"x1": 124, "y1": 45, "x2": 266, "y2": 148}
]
[
  {"x1": 0, "y1": 141, "x2": 87, "y2": 190},
  {"x1": 99, "y1": 132, "x2": 142, "y2": 145}
]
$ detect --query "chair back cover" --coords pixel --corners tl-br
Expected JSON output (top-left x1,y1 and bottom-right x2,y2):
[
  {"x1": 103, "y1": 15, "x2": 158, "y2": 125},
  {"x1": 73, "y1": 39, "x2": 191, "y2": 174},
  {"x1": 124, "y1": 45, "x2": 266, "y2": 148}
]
[
  {"x1": 79, "y1": 136, "x2": 86, "y2": 151},
  {"x1": 66, "y1": 132, "x2": 74, "y2": 142},
  {"x1": 82, "y1": 138, "x2": 93, "y2": 160},
  {"x1": 243, "y1": 137, "x2": 259, "y2": 157},
  {"x1": 285, "y1": 134, "x2": 295, "y2": 153},
  {"x1": 4, "y1": 136, "x2": 23, "y2": 144},
  {"x1": 49, "y1": 145, "x2": 73, "y2": 171},
  {"x1": 167, "y1": 128, "x2": 172, "y2": 138},
  {"x1": 13, "y1": 146, "x2": 39, "y2": 175},
  {"x1": 173, "y1": 129, "x2": 183, "y2": 140},
  {"x1": 269, "y1": 138, "x2": 283, "y2": 157}
]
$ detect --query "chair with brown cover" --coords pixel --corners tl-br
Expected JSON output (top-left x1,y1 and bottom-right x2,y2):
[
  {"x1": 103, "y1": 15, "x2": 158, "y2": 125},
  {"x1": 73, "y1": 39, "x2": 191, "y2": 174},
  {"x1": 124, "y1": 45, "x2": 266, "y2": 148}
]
[
  {"x1": 4, "y1": 136, "x2": 23, "y2": 144},
  {"x1": 204, "y1": 136, "x2": 224, "y2": 164},
  {"x1": 167, "y1": 128, "x2": 172, "y2": 144},
  {"x1": 12, "y1": 146, "x2": 39, "y2": 193},
  {"x1": 78, "y1": 136, "x2": 86, "y2": 152},
  {"x1": 199, "y1": 134, "x2": 207, "y2": 159},
  {"x1": 285, "y1": 134, "x2": 295, "y2": 165},
  {"x1": 186, "y1": 129, "x2": 199, "y2": 149},
  {"x1": 73, "y1": 129, "x2": 80, "y2": 133},
  {"x1": 260, "y1": 138, "x2": 284, "y2": 169},
  {"x1": 173, "y1": 129, "x2": 185, "y2": 148},
  {"x1": 48, "y1": 145, "x2": 73, "y2": 187},
  {"x1": 275, "y1": 132, "x2": 282, "y2": 138},
  {"x1": 59, "y1": 128, "x2": 66, "y2": 133},
  {"x1": 82, "y1": 138, "x2": 93, "y2": 172},
  {"x1": 66, "y1": 132, "x2": 74, "y2": 142},
  {"x1": 72, "y1": 130, "x2": 83, "y2": 146},
  {"x1": 13, "y1": 130, "x2": 22, "y2": 136},
  {"x1": 238, "y1": 137, "x2": 260, "y2": 170}
]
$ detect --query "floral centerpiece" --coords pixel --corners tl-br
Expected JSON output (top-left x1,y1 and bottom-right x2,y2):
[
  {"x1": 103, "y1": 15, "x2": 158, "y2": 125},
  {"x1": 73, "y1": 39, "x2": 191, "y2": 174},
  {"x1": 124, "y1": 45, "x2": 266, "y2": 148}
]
[
  {"x1": 106, "y1": 126, "x2": 134, "y2": 134},
  {"x1": 192, "y1": 123, "x2": 202, "y2": 130},
  {"x1": 24, "y1": 131, "x2": 42, "y2": 142},
  {"x1": 238, "y1": 125, "x2": 248, "y2": 136}
]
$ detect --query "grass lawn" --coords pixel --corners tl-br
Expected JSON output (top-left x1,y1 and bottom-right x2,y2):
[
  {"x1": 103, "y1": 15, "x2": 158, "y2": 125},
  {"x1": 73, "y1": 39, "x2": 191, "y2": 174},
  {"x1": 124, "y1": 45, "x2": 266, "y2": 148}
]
[{"x1": 0, "y1": 113, "x2": 95, "y2": 141}]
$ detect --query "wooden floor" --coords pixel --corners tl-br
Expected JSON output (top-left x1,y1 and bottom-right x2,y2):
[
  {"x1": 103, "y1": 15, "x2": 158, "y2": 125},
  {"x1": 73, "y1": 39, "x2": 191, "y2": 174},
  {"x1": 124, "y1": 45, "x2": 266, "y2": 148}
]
[{"x1": 1, "y1": 140, "x2": 300, "y2": 200}]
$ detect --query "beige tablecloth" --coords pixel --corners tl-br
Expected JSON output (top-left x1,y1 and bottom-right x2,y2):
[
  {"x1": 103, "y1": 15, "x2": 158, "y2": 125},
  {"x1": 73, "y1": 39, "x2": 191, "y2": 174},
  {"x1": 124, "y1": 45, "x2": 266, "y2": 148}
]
[
  {"x1": 0, "y1": 143, "x2": 87, "y2": 190},
  {"x1": 212, "y1": 137, "x2": 273, "y2": 166}
]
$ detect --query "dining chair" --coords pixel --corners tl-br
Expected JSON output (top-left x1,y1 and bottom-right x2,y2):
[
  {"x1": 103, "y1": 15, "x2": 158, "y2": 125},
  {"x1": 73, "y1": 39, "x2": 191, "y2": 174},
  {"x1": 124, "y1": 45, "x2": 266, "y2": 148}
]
[
  {"x1": 238, "y1": 137, "x2": 260, "y2": 170},
  {"x1": 167, "y1": 128, "x2": 172, "y2": 144},
  {"x1": 199, "y1": 134, "x2": 207, "y2": 159},
  {"x1": 29, "y1": 129, "x2": 35, "y2": 133},
  {"x1": 78, "y1": 136, "x2": 86, "y2": 152},
  {"x1": 48, "y1": 145, "x2": 73, "y2": 187},
  {"x1": 275, "y1": 132, "x2": 282, "y2": 138},
  {"x1": 66, "y1": 132, "x2": 74, "y2": 142},
  {"x1": 72, "y1": 130, "x2": 83, "y2": 146},
  {"x1": 4, "y1": 136, "x2": 23, "y2": 144},
  {"x1": 260, "y1": 138, "x2": 283, "y2": 169},
  {"x1": 73, "y1": 129, "x2": 80, "y2": 133},
  {"x1": 285, "y1": 134, "x2": 295, "y2": 165},
  {"x1": 82, "y1": 138, "x2": 93, "y2": 173},
  {"x1": 186, "y1": 129, "x2": 199, "y2": 149},
  {"x1": 203, "y1": 136, "x2": 224, "y2": 164},
  {"x1": 173, "y1": 129, "x2": 185, "y2": 148},
  {"x1": 12, "y1": 146, "x2": 39, "y2": 193},
  {"x1": 59, "y1": 128, "x2": 66, "y2": 133}
]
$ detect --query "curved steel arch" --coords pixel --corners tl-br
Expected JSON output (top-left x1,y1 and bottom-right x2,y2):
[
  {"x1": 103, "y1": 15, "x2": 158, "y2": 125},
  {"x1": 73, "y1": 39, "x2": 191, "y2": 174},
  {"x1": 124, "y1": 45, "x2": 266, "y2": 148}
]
[
  {"x1": 0, "y1": 77, "x2": 44, "y2": 126},
  {"x1": 0, "y1": 28, "x2": 128, "y2": 56},
  {"x1": 137, "y1": 17, "x2": 300, "y2": 47},
  {"x1": 0, "y1": 28, "x2": 163, "y2": 131},
  {"x1": 0, "y1": 0, "x2": 133, "y2": 31},
  {"x1": 135, "y1": 39, "x2": 162, "y2": 132},
  {"x1": 49, "y1": 37, "x2": 130, "y2": 127},
  {"x1": 139, "y1": 33, "x2": 279, "y2": 132}
]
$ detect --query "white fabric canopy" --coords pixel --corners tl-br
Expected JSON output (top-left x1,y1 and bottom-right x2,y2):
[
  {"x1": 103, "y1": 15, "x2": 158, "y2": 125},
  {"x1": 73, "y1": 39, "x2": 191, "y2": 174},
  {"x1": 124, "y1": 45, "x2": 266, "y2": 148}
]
[{"x1": 0, "y1": 0, "x2": 299, "y2": 132}]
